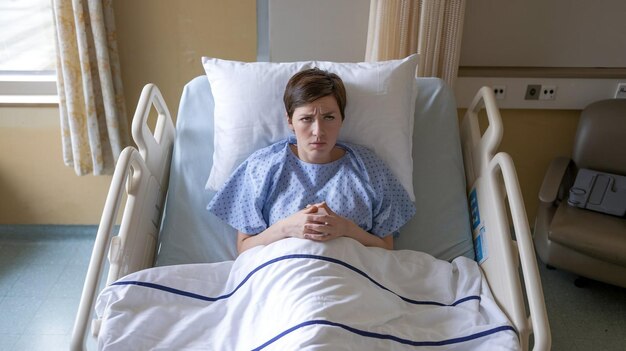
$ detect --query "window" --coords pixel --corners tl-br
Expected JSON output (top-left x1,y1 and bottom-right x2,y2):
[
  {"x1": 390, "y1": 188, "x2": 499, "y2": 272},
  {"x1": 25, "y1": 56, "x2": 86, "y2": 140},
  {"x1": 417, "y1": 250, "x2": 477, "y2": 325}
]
[{"x1": 0, "y1": 0, "x2": 58, "y2": 104}]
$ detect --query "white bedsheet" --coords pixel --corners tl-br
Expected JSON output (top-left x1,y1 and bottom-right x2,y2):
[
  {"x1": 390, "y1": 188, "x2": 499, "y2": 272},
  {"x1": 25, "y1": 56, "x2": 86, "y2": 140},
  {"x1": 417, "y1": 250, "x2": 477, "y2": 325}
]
[{"x1": 96, "y1": 238, "x2": 519, "y2": 350}]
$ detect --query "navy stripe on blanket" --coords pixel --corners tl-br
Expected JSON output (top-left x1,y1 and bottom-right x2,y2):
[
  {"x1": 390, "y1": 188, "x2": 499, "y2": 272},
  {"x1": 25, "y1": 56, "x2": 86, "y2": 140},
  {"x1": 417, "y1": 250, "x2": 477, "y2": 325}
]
[
  {"x1": 253, "y1": 320, "x2": 517, "y2": 350},
  {"x1": 113, "y1": 254, "x2": 480, "y2": 307}
]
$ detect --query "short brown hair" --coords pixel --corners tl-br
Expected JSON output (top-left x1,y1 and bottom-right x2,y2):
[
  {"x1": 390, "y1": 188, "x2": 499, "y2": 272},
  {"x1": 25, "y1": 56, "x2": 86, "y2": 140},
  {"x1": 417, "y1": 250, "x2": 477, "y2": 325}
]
[{"x1": 283, "y1": 68, "x2": 347, "y2": 120}]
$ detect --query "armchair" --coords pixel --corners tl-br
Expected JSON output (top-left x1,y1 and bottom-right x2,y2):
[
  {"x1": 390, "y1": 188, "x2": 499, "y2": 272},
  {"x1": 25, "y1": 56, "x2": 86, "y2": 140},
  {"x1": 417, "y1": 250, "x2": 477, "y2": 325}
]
[{"x1": 533, "y1": 99, "x2": 626, "y2": 287}]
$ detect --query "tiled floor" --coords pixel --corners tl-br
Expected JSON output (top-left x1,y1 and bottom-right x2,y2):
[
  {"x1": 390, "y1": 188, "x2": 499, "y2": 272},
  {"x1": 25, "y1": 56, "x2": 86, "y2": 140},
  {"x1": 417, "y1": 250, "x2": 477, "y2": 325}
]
[
  {"x1": 537, "y1": 261, "x2": 626, "y2": 350},
  {"x1": 0, "y1": 225, "x2": 625, "y2": 350},
  {"x1": 0, "y1": 226, "x2": 96, "y2": 351}
]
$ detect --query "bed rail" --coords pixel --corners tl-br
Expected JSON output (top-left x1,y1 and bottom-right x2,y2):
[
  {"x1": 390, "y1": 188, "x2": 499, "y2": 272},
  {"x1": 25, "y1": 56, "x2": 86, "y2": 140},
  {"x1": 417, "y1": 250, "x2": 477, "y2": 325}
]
[
  {"x1": 132, "y1": 83, "x2": 175, "y2": 187},
  {"x1": 461, "y1": 87, "x2": 551, "y2": 351},
  {"x1": 72, "y1": 82, "x2": 549, "y2": 351},
  {"x1": 71, "y1": 84, "x2": 175, "y2": 351}
]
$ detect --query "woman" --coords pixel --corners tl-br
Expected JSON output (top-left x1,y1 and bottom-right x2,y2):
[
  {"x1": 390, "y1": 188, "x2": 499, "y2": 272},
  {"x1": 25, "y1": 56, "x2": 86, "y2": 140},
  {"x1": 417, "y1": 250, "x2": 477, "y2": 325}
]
[{"x1": 207, "y1": 68, "x2": 415, "y2": 254}]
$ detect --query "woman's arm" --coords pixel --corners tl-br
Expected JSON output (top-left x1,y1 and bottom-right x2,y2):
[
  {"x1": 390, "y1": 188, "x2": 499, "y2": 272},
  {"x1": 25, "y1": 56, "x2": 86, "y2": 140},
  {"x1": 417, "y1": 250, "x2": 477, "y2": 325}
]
[
  {"x1": 236, "y1": 202, "x2": 394, "y2": 253},
  {"x1": 236, "y1": 205, "x2": 323, "y2": 254},
  {"x1": 341, "y1": 228, "x2": 393, "y2": 250},
  {"x1": 236, "y1": 225, "x2": 290, "y2": 254}
]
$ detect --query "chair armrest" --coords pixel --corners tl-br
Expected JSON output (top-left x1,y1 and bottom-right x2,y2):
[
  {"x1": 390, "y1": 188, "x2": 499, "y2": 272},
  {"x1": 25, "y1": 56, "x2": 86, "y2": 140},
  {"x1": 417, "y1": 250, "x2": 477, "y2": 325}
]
[{"x1": 538, "y1": 157, "x2": 573, "y2": 203}]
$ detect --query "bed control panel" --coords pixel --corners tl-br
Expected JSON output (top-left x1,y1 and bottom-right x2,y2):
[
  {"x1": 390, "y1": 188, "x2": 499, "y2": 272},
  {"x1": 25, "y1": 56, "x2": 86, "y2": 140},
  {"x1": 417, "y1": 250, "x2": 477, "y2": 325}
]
[
  {"x1": 469, "y1": 188, "x2": 488, "y2": 264},
  {"x1": 568, "y1": 168, "x2": 626, "y2": 217}
]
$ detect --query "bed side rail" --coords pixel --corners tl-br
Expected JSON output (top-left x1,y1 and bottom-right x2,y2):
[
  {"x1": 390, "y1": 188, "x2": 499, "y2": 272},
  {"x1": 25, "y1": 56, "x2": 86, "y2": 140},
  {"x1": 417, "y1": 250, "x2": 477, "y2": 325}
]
[
  {"x1": 132, "y1": 83, "x2": 176, "y2": 189},
  {"x1": 460, "y1": 87, "x2": 503, "y2": 187},
  {"x1": 71, "y1": 84, "x2": 175, "y2": 351},
  {"x1": 460, "y1": 88, "x2": 551, "y2": 351}
]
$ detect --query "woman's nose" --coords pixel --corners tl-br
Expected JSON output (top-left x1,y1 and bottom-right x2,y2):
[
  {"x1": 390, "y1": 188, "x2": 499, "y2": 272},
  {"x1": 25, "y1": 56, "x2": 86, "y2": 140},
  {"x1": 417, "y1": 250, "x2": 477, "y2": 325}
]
[{"x1": 312, "y1": 120, "x2": 325, "y2": 136}]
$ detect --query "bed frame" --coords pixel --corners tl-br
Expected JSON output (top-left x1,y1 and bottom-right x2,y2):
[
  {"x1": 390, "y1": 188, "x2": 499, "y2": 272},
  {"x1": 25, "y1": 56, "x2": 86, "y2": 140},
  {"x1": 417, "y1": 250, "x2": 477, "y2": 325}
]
[{"x1": 70, "y1": 83, "x2": 550, "y2": 351}]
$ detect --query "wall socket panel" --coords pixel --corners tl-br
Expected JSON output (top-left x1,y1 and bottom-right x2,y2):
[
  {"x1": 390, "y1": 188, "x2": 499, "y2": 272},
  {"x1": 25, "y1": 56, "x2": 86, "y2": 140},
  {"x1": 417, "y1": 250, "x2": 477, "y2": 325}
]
[
  {"x1": 493, "y1": 85, "x2": 506, "y2": 100},
  {"x1": 525, "y1": 84, "x2": 557, "y2": 100},
  {"x1": 539, "y1": 85, "x2": 557, "y2": 100},
  {"x1": 456, "y1": 77, "x2": 626, "y2": 109},
  {"x1": 525, "y1": 84, "x2": 541, "y2": 100}
]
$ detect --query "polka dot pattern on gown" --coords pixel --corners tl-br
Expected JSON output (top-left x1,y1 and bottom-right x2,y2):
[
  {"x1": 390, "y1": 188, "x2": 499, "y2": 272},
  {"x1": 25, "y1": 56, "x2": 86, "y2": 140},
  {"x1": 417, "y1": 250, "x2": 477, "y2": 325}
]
[{"x1": 207, "y1": 137, "x2": 416, "y2": 237}]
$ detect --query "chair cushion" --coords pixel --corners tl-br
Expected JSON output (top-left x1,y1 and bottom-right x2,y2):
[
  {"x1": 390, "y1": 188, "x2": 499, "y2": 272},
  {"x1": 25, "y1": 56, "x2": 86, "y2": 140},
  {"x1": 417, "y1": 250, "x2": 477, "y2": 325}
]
[{"x1": 549, "y1": 202, "x2": 626, "y2": 266}]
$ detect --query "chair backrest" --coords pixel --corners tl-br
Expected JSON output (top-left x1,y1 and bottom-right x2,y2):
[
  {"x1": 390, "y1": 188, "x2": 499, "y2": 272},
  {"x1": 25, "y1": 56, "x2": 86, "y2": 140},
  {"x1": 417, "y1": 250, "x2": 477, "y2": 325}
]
[{"x1": 572, "y1": 99, "x2": 626, "y2": 175}]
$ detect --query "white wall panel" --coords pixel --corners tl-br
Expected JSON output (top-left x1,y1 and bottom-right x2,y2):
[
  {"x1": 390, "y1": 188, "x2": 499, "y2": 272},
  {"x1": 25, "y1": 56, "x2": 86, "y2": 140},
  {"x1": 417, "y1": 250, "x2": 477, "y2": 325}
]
[
  {"x1": 258, "y1": 0, "x2": 369, "y2": 62},
  {"x1": 460, "y1": 0, "x2": 626, "y2": 68}
]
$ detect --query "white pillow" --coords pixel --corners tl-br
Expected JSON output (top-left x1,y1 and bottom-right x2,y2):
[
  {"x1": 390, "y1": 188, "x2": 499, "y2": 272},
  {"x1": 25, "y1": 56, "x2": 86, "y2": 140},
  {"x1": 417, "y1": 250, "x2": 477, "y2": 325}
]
[{"x1": 202, "y1": 55, "x2": 418, "y2": 201}]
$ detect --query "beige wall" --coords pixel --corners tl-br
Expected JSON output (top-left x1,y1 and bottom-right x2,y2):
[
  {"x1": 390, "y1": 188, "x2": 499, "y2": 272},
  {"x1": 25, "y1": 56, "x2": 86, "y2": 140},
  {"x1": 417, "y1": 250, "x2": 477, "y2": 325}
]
[
  {"x1": 0, "y1": 107, "x2": 112, "y2": 224},
  {"x1": 502, "y1": 109, "x2": 580, "y2": 223},
  {"x1": 0, "y1": 1, "x2": 256, "y2": 225},
  {"x1": 461, "y1": 108, "x2": 580, "y2": 223},
  {"x1": 0, "y1": 0, "x2": 582, "y2": 228},
  {"x1": 112, "y1": 0, "x2": 257, "y2": 124}
]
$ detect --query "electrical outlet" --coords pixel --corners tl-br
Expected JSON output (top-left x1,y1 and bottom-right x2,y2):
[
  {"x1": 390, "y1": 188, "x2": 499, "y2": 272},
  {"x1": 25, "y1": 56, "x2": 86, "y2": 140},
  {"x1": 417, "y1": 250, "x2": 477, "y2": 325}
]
[
  {"x1": 493, "y1": 85, "x2": 506, "y2": 100},
  {"x1": 616, "y1": 83, "x2": 626, "y2": 99},
  {"x1": 539, "y1": 85, "x2": 557, "y2": 100},
  {"x1": 525, "y1": 84, "x2": 541, "y2": 100}
]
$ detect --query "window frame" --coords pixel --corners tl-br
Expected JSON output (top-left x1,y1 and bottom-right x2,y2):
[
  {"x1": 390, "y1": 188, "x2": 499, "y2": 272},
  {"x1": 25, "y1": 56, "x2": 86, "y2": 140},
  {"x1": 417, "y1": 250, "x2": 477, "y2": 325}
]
[
  {"x1": 0, "y1": 71, "x2": 58, "y2": 106},
  {"x1": 0, "y1": 0, "x2": 59, "y2": 106}
]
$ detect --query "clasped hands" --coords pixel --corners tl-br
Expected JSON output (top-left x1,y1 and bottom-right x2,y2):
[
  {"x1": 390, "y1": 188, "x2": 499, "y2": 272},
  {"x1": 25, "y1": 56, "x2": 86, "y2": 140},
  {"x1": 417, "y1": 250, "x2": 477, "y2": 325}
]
[{"x1": 285, "y1": 201, "x2": 355, "y2": 242}]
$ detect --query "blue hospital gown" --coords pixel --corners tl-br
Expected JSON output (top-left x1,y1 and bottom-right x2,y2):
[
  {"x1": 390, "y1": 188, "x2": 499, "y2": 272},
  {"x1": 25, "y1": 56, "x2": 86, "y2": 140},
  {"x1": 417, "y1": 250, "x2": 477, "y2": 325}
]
[{"x1": 207, "y1": 136, "x2": 416, "y2": 238}]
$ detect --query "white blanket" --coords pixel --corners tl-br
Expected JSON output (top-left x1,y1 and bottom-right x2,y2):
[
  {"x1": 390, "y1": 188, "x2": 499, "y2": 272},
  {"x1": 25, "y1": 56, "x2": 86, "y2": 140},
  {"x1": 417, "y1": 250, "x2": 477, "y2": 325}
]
[{"x1": 96, "y1": 238, "x2": 519, "y2": 350}]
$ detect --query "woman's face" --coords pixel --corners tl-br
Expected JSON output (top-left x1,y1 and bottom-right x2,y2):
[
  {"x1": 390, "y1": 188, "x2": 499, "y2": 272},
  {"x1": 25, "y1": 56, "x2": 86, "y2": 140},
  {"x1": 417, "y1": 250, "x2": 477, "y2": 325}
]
[{"x1": 288, "y1": 95, "x2": 343, "y2": 164}]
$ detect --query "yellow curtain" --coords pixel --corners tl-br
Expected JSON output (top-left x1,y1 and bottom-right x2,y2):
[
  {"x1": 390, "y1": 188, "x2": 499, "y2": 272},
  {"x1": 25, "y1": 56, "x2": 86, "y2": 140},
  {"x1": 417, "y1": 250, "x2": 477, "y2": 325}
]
[
  {"x1": 365, "y1": 0, "x2": 466, "y2": 88},
  {"x1": 52, "y1": 0, "x2": 129, "y2": 176}
]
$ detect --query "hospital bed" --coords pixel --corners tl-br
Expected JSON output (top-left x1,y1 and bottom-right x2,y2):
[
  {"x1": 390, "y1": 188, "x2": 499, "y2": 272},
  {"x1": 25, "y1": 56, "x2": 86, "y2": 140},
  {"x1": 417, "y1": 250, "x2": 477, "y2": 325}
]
[{"x1": 71, "y1": 68, "x2": 550, "y2": 350}]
